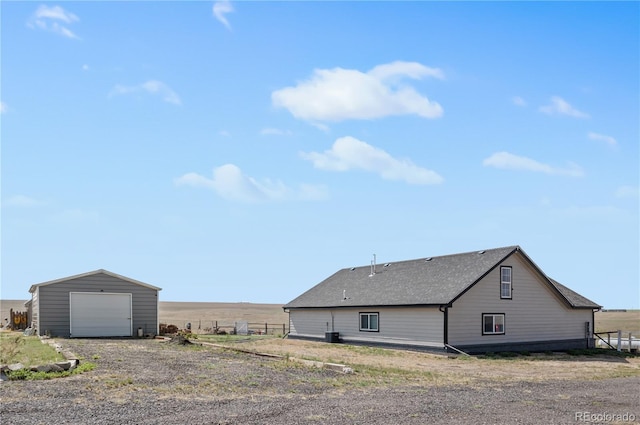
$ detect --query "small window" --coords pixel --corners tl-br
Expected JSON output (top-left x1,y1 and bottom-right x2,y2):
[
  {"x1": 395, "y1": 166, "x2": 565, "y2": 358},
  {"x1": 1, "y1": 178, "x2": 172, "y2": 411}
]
[
  {"x1": 483, "y1": 314, "x2": 505, "y2": 335},
  {"x1": 359, "y1": 312, "x2": 379, "y2": 332},
  {"x1": 500, "y1": 266, "x2": 512, "y2": 299}
]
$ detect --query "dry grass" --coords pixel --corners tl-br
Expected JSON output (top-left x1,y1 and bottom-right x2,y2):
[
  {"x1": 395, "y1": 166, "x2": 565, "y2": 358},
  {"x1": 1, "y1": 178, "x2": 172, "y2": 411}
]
[
  {"x1": 211, "y1": 337, "x2": 640, "y2": 386},
  {"x1": 0, "y1": 331, "x2": 66, "y2": 366}
]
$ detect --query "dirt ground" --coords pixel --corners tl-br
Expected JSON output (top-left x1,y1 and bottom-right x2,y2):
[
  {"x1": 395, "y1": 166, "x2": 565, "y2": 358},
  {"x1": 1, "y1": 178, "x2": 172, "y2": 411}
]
[{"x1": 1, "y1": 337, "x2": 639, "y2": 425}]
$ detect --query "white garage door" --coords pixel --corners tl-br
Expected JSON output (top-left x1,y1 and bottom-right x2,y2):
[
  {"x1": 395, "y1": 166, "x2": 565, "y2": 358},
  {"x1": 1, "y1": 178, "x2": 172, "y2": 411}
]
[{"x1": 70, "y1": 292, "x2": 132, "y2": 337}]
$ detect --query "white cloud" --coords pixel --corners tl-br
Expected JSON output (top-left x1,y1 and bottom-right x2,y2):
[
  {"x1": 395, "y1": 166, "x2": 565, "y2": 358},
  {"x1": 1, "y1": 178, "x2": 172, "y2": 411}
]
[
  {"x1": 512, "y1": 96, "x2": 527, "y2": 107},
  {"x1": 483, "y1": 152, "x2": 584, "y2": 177},
  {"x1": 82, "y1": 64, "x2": 89, "y2": 71},
  {"x1": 300, "y1": 136, "x2": 444, "y2": 185},
  {"x1": 588, "y1": 132, "x2": 617, "y2": 147},
  {"x1": 0, "y1": 101, "x2": 7, "y2": 114},
  {"x1": 218, "y1": 130, "x2": 231, "y2": 137},
  {"x1": 615, "y1": 186, "x2": 639, "y2": 199},
  {"x1": 213, "y1": 1, "x2": 234, "y2": 30},
  {"x1": 4, "y1": 195, "x2": 44, "y2": 207},
  {"x1": 272, "y1": 61, "x2": 444, "y2": 123},
  {"x1": 28, "y1": 5, "x2": 80, "y2": 39},
  {"x1": 368, "y1": 61, "x2": 445, "y2": 81},
  {"x1": 175, "y1": 164, "x2": 328, "y2": 203},
  {"x1": 109, "y1": 80, "x2": 182, "y2": 105},
  {"x1": 539, "y1": 96, "x2": 589, "y2": 118},
  {"x1": 260, "y1": 128, "x2": 292, "y2": 136}
]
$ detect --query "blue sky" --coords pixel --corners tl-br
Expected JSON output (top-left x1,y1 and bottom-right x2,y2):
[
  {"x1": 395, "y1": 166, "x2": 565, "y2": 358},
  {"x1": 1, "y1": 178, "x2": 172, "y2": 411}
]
[{"x1": 1, "y1": 1, "x2": 638, "y2": 308}]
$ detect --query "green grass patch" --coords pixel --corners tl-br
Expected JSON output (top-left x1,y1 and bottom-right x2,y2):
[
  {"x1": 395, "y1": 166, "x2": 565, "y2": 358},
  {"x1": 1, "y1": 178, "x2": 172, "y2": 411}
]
[
  {"x1": 341, "y1": 344, "x2": 398, "y2": 357},
  {"x1": 477, "y1": 348, "x2": 638, "y2": 360},
  {"x1": 478, "y1": 351, "x2": 531, "y2": 360},
  {"x1": 566, "y1": 348, "x2": 639, "y2": 358},
  {"x1": 6, "y1": 362, "x2": 96, "y2": 381},
  {"x1": 0, "y1": 332, "x2": 65, "y2": 366}
]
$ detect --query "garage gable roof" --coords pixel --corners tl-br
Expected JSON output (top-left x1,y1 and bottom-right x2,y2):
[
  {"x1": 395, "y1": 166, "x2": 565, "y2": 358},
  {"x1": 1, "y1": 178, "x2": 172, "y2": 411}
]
[
  {"x1": 284, "y1": 246, "x2": 600, "y2": 309},
  {"x1": 29, "y1": 269, "x2": 162, "y2": 293}
]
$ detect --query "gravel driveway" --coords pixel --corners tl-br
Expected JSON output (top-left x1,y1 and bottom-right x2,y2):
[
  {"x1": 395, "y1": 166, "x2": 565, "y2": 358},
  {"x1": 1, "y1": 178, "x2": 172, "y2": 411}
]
[{"x1": 1, "y1": 338, "x2": 638, "y2": 425}]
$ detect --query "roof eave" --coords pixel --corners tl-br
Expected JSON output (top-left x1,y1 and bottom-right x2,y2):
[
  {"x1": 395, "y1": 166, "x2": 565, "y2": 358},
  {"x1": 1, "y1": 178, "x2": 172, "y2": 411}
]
[
  {"x1": 28, "y1": 269, "x2": 162, "y2": 292},
  {"x1": 284, "y1": 302, "x2": 450, "y2": 310}
]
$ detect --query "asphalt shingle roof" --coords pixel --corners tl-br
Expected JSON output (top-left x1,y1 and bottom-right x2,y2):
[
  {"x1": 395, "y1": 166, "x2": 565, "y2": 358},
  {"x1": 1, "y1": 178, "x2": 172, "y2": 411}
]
[
  {"x1": 284, "y1": 246, "x2": 600, "y2": 309},
  {"x1": 547, "y1": 278, "x2": 600, "y2": 309}
]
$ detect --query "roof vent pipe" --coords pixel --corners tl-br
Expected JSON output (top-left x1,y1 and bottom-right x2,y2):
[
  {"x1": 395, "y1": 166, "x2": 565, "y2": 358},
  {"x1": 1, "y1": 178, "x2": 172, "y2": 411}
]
[{"x1": 369, "y1": 254, "x2": 376, "y2": 277}]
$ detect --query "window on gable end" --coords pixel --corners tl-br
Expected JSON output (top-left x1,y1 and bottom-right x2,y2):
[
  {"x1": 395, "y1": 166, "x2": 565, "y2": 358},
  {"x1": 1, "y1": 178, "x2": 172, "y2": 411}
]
[{"x1": 500, "y1": 266, "x2": 512, "y2": 299}]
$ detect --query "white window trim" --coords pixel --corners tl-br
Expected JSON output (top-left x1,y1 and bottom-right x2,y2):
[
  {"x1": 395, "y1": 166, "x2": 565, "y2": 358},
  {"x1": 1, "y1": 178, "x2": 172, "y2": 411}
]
[
  {"x1": 359, "y1": 312, "x2": 379, "y2": 332},
  {"x1": 483, "y1": 313, "x2": 505, "y2": 335},
  {"x1": 500, "y1": 266, "x2": 512, "y2": 299}
]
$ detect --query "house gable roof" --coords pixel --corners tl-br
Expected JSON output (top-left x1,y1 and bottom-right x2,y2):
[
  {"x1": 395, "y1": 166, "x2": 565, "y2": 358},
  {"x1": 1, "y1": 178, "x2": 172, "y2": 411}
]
[
  {"x1": 547, "y1": 278, "x2": 600, "y2": 309},
  {"x1": 284, "y1": 246, "x2": 600, "y2": 310},
  {"x1": 28, "y1": 269, "x2": 162, "y2": 293}
]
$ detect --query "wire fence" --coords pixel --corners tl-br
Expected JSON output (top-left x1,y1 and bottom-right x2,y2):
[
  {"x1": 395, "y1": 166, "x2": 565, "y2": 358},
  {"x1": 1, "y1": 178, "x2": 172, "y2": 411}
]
[
  {"x1": 594, "y1": 330, "x2": 638, "y2": 352},
  {"x1": 160, "y1": 320, "x2": 288, "y2": 336}
]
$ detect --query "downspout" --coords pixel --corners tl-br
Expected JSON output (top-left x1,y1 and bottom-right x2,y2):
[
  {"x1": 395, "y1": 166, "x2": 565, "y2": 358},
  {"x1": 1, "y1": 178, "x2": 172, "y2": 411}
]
[
  {"x1": 590, "y1": 308, "x2": 598, "y2": 349},
  {"x1": 282, "y1": 307, "x2": 290, "y2": 338},
  {"x1": 439, "y1": 305, "x2": 449, "y2": 347}
]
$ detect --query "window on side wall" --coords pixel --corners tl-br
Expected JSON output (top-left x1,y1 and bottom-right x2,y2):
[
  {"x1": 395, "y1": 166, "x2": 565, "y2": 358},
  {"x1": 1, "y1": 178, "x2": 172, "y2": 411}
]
[
  {"x1": 359, "y1": 312, "x2": 379, "y2": 332},
  {"x1": 483, "y1": 314, "x2": 505, "y2": 335},
  {"x1": 500, "y1": 266, "x2": 512, "y2": 299}
]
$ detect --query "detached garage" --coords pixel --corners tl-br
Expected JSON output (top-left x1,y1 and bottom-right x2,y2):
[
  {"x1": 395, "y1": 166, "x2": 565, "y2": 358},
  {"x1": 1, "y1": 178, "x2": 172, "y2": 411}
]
[{"x1": 28, "y1": 269, "x2": 161, "y2": 338}]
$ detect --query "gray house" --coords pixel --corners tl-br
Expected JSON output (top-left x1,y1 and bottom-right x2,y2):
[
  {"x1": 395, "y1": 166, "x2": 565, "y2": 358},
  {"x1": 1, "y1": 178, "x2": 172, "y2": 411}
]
[
  {"x1": 28, "y1": 269, "x2": 161, "y2": 338},
  {"x1": 284, "y1": 246, "x2": 601, "y2": 353}
]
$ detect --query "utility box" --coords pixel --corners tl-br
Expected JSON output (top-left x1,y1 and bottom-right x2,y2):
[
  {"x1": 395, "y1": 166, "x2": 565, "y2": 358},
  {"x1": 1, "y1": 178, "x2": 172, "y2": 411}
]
[{"x1": 325, "y1": 332, "x2": 340, "y2": 343}]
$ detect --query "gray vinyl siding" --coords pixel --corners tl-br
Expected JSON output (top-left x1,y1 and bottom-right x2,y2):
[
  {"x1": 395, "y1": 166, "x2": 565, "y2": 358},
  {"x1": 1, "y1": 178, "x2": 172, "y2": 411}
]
[
  {"x1": 289, "y1": 306, "x2": 443, "y2": 348},
  {"x1": 448, "y1": 252, "x2": 592, "y2": 347},
  {"x1": 37, "y1": 273, "x2": 158, "y2": 337}
]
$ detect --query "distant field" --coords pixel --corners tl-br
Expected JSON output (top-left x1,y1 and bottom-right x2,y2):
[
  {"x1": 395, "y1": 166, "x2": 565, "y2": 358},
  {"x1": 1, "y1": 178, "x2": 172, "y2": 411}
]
[
  {"x1": 0, "y1": 300, "x2": 28, "y2": 324},
  {"x1": 3, "y1": 299, "x2": 637, "y2": 337},
  {"x1": 595, "y1": 310, "x2": 640, "y2": 336},
  {"x1": 159, "y1": 301, "x2": 288, "y2": 331}
]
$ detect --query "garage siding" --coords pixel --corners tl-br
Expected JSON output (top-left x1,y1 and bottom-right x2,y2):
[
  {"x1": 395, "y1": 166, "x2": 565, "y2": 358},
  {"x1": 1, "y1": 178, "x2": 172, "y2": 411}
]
[{"x1": 37, "y1": 273, "x2": 158, "y2": 337}]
